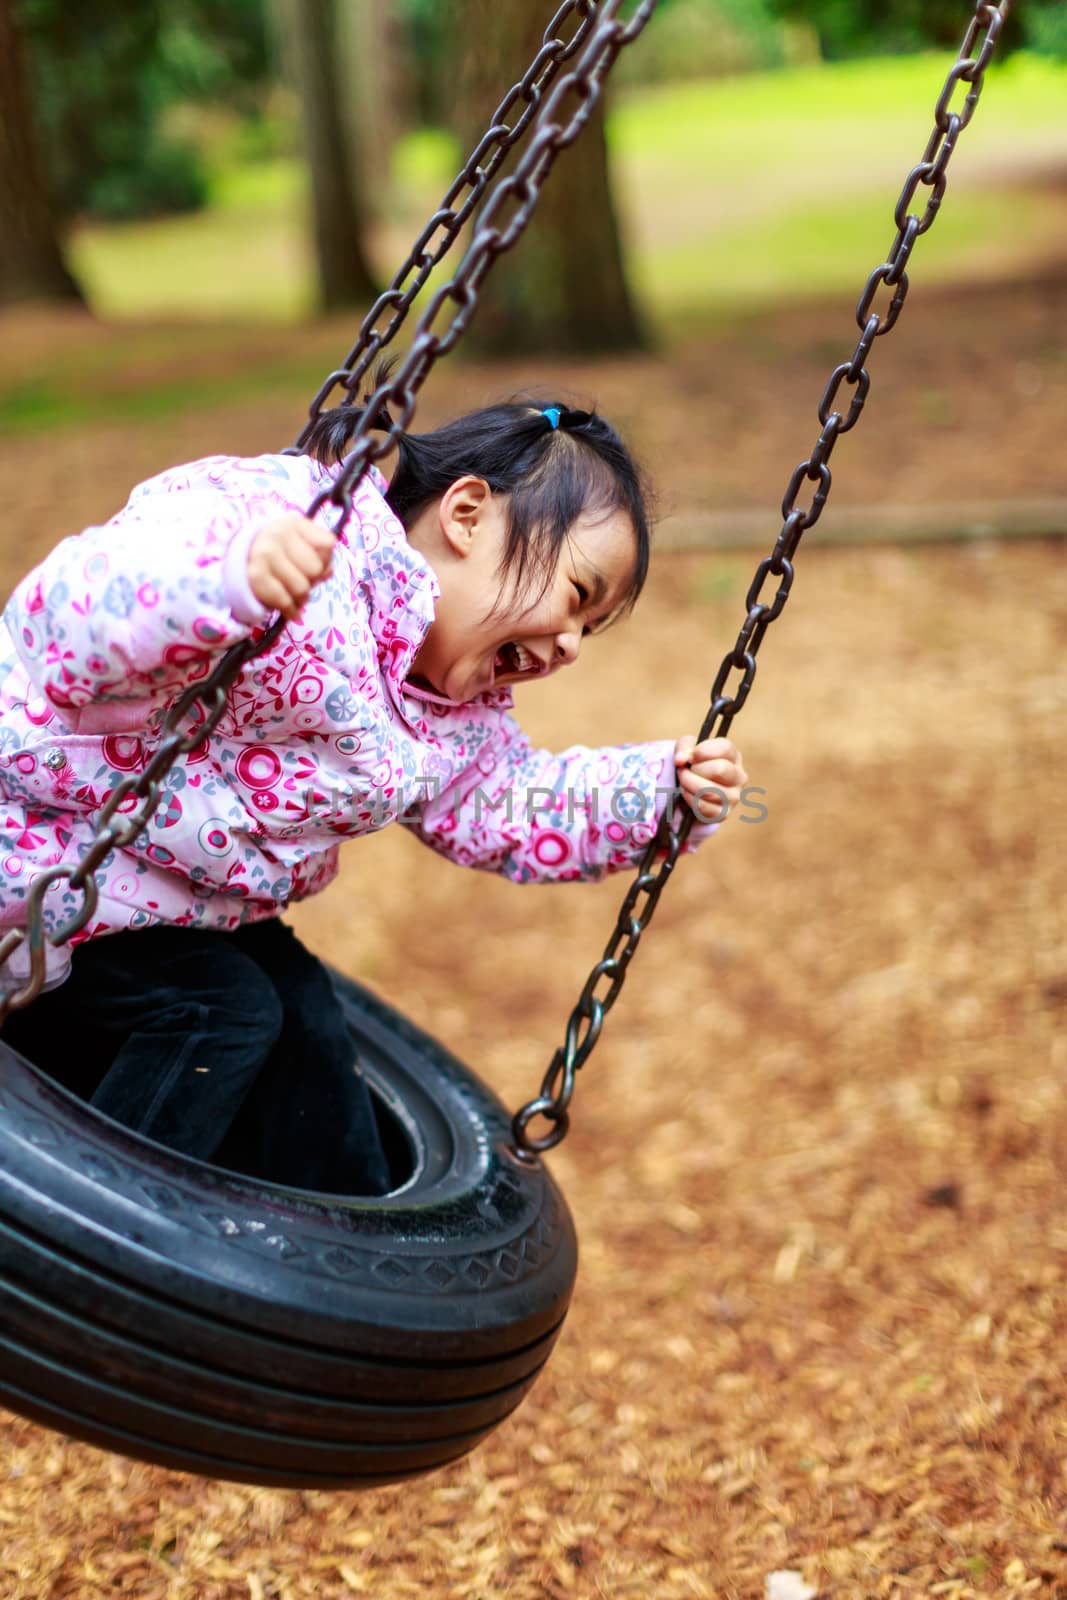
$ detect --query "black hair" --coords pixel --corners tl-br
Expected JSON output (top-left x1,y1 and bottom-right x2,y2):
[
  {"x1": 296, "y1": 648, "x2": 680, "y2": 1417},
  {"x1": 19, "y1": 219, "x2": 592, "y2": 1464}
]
[{"x1": 303, "y1": 385, "x2": 652, "y2": 619}]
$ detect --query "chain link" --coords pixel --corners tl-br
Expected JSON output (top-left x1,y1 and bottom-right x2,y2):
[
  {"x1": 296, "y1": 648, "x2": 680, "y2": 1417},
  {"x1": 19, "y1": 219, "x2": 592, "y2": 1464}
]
[
  {"x1": 300, "y1": 1, "x2": 658, "y2": 519},
  {"x1": 1, "y1": 1, "x2": 1015, "y2": 1167},
  {"x1": 0, "y1": 0, "x2": 657, "y2": 1026},
  {"x1": 0, "y1": 624, "x2": 278, "y2": 1018},
  {"x1": 287, "y1": 1, "x2": 602, "y2": 453},
  {"x1": 512, "y1": 0, "x2": 1014, "y2": 1155}
]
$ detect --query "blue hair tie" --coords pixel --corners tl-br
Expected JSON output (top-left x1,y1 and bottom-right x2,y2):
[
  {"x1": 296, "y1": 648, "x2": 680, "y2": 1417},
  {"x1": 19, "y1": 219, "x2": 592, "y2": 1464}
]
[{"x1": 541, "y1": 406, "x2": 562, "y2": 430}]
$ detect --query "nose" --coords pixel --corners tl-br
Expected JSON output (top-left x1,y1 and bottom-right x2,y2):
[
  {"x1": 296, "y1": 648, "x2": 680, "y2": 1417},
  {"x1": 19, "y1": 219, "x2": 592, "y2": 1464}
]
[{"x1": 554, "y1": 626, "x2": 581, "y2": 668}]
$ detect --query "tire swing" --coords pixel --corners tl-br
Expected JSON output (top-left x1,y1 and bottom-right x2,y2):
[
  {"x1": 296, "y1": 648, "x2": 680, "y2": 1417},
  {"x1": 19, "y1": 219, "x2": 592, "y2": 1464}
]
[{"x1": 0, "y1": 0, "x2": 1011, "y2": 1490}]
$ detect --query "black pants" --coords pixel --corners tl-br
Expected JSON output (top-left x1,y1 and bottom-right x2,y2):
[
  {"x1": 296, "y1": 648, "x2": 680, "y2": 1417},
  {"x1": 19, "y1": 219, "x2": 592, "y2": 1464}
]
[{"x1": 1, "y1": 919, "x2": 391, "y2": 1196}]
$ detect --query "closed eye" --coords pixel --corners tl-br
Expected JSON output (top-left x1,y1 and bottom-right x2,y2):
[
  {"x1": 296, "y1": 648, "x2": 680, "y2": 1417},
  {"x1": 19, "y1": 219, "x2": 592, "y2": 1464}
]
[
  {"x1": 571, "y1": 560, "x2": 611, "y2": 634},
  {"x1": 574, "y1": 583, "x2": 597, "y2": 637}
]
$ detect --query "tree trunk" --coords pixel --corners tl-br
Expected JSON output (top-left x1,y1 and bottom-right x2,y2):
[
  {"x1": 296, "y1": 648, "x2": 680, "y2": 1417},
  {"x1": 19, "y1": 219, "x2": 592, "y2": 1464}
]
[
  {"x1": 273, "y1": 0, "x2": 378, "y2": 312},
  {"x1": 335, "y1": 0, "x2": 407, "y2": 226},
  {"x1": 0, "y1": 0, "x2": 83, "y2": 307},
  {"x1": 452, "y1": 0, "x2": 646, "y2": 358}
]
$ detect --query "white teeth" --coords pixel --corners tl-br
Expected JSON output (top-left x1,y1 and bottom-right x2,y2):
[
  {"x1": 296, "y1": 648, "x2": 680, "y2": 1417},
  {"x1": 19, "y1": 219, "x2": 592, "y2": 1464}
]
[{"x1": 498, "y1": 642, "x2": 537, "y2": 677}]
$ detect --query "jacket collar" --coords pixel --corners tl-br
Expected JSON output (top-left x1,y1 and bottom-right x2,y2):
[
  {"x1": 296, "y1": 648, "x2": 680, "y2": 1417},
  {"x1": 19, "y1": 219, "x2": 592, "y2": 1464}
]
[{"x1": 329, "y1": 460, "x2": 516, "y2": 725}]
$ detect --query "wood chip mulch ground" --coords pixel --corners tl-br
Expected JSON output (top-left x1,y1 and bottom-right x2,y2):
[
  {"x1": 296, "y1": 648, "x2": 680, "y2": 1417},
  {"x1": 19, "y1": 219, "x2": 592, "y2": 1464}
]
[{"x1": 0, "y1": 277, "x2": 1065, "y2": 1598}]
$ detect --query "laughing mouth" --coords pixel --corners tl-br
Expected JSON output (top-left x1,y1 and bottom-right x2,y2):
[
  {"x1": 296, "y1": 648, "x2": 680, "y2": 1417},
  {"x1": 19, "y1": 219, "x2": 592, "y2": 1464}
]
[{"x1": 494, "y1": 641, "x2": 543, "y2": 679}]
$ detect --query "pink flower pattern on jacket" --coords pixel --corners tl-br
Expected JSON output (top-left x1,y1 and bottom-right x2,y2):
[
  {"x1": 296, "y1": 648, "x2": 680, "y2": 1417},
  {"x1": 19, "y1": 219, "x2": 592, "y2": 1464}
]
[{"x1": 0, "y1": 453, "x2": 708, "y2": 987}]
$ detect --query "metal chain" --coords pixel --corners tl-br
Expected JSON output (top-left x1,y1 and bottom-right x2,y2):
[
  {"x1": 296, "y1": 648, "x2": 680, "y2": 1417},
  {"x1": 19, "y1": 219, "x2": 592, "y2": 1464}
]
[
  {"x1": 288, "y1": 0, "x2": 602, "y2": 453},
  {"x1": 511, "y1": 0, "x2": 1014, "y2": 1155},
  {"x1": 0, "y1": 0, "x2": 657, "y2": 1025},
  {"x1": 301, "y1": 0, "x2": 657, "y2": 524},
  {"x1": 0, "y1": 0, "x2": 1015, "y2": 1168}
]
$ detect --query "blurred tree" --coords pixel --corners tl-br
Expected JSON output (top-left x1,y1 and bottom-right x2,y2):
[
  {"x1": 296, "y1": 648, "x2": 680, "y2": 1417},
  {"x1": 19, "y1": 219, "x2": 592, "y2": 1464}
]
[
  {"x1": 448, "y1": 0, "x2": 646, "y2": 357},
  {"x1": 399, "y1": 0, "x2": 453, "y2": 129},
  {"x1": 336, "y1": 0, "x2": 409, "y2": 225},
  {"x1": 271, "y1": 0, "x2": 378, "y2": 311},
  {"x1": 0, "y1": 0, "x2": 83, "y2": 305},
  {"x1": 17, "y1": 0, "x2": 273, "y2": 223}
]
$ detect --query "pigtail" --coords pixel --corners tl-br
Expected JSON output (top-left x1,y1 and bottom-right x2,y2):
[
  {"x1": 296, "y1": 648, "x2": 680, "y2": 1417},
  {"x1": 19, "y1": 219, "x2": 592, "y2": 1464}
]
[{"x1": 303, "y1": 357, "x2": 400, "y2": 466}]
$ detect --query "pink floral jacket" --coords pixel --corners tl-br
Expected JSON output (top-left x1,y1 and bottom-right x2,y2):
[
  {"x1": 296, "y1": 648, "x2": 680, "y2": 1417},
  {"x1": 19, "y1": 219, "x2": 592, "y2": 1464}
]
[{"x1": 0, "y1": 452, "x2": 708, "y2": 989}]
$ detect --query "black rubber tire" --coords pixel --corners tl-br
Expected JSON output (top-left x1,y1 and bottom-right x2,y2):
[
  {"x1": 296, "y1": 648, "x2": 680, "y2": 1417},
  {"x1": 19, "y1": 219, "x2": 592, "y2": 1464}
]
[{"x1": 0, "y1": 969, "x2": 578, "y2": 1488}]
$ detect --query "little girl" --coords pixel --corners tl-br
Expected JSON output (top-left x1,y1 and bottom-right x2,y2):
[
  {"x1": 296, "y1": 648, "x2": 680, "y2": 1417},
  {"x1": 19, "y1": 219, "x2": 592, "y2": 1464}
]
[{"x1": 0, "y1": 398, "x2": 746, "y2": 1194}]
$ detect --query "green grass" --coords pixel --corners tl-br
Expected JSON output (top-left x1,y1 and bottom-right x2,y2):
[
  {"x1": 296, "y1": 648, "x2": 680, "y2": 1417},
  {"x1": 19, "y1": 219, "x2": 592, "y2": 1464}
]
[
  {"x1": 67, "y1": 51, "x2": 1067, "y2": 328},
  {"x1": 69, "y1": 157, "x2": 312, "y2": 322},
  {"x1": 13, "y1": 49, "x2": 1065, "y2": 436},
  {"x1": 67, "y1": 132, "x2": 466, "y2": 322},
  {"x1": 391, "y1": 127, "x2": 460, "y2": 195},
  {"x1": 610, "y1": 51, "x2": 1067, "y2": 326},
  {"x1": 633, "y1": 182, "x2": 1064, "y2": 325},
  {"x1": 0, "y1": 356, "x2": 322, "y2": 437},
  {"x1": 612, "y1": 49, "x2": 1067, "y2": 165},
  {"x1": 208, "y1": 156, "x2": 306, "y2": 212}
]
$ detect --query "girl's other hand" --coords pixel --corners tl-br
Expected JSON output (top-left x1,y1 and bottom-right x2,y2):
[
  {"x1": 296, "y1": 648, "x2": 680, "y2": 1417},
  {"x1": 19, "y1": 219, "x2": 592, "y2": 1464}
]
[
  {"x1": 674, "y1": 735, "x2": 748, "y2": 823},
  {"x1": 247, "y1": 513, "x2": 335, "y2": 621}
]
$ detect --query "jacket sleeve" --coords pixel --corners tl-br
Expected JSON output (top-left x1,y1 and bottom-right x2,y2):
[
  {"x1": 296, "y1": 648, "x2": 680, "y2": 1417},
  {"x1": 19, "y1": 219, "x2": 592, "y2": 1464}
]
[
  {"x1": 398, "y1": 713, "x2": 718, "y2": 884},
  {"x1": 3, "y1": 478, "x2": 275, "y2": 717}
]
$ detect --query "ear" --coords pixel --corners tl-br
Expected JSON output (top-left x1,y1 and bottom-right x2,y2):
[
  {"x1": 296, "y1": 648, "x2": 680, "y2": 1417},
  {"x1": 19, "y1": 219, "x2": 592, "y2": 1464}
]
[{"x1": 438, "y1": 475, "x2": 492, "y2": 559}]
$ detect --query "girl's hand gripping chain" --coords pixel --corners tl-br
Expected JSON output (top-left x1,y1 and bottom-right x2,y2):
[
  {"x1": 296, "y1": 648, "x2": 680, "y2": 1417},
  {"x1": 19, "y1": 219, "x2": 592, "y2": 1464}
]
[
  {"x1": 0, "y1": 397, "x2": 748, "y2": 1180},
  {"x1": 674, "y1": 735, "x2": 748, "y2": 824},
  {"x1": 247, "y1": 513, "x2": 336, "y2": 621}
]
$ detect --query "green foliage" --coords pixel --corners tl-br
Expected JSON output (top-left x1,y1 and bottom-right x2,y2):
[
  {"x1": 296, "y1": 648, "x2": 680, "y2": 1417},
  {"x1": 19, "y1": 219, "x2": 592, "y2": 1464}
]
[
  {"x1": 1027, "y1": 7, "x2": 1067, "y2": 59},
  {"x1": 83, "y1": 140, "x2": 207, "y2": 224},
  {"x1": 766, "y1": 0, "x2": 1064, "y2": 61},
  {"x1": 399, "y1": 0, "x2": 802, "y2": 98},
  {"x1": 16, "y1": 0, "x2": 272, "y2": 222},
  {"x1": 56, "y1": 50, "x2": 1065, "y2": 334},
  {"x1": 395, "y1": 0, "x2": 452, "y2": 126},
  {"x1": 767, "y1": 1, "x2": 970, "y2": 58}
]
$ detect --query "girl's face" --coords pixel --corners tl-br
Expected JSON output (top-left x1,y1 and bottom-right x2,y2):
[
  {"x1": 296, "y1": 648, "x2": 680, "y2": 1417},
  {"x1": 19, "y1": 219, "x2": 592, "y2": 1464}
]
[{"x1": 408, "y1": 477, "x2": 637, "y2": 704}]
